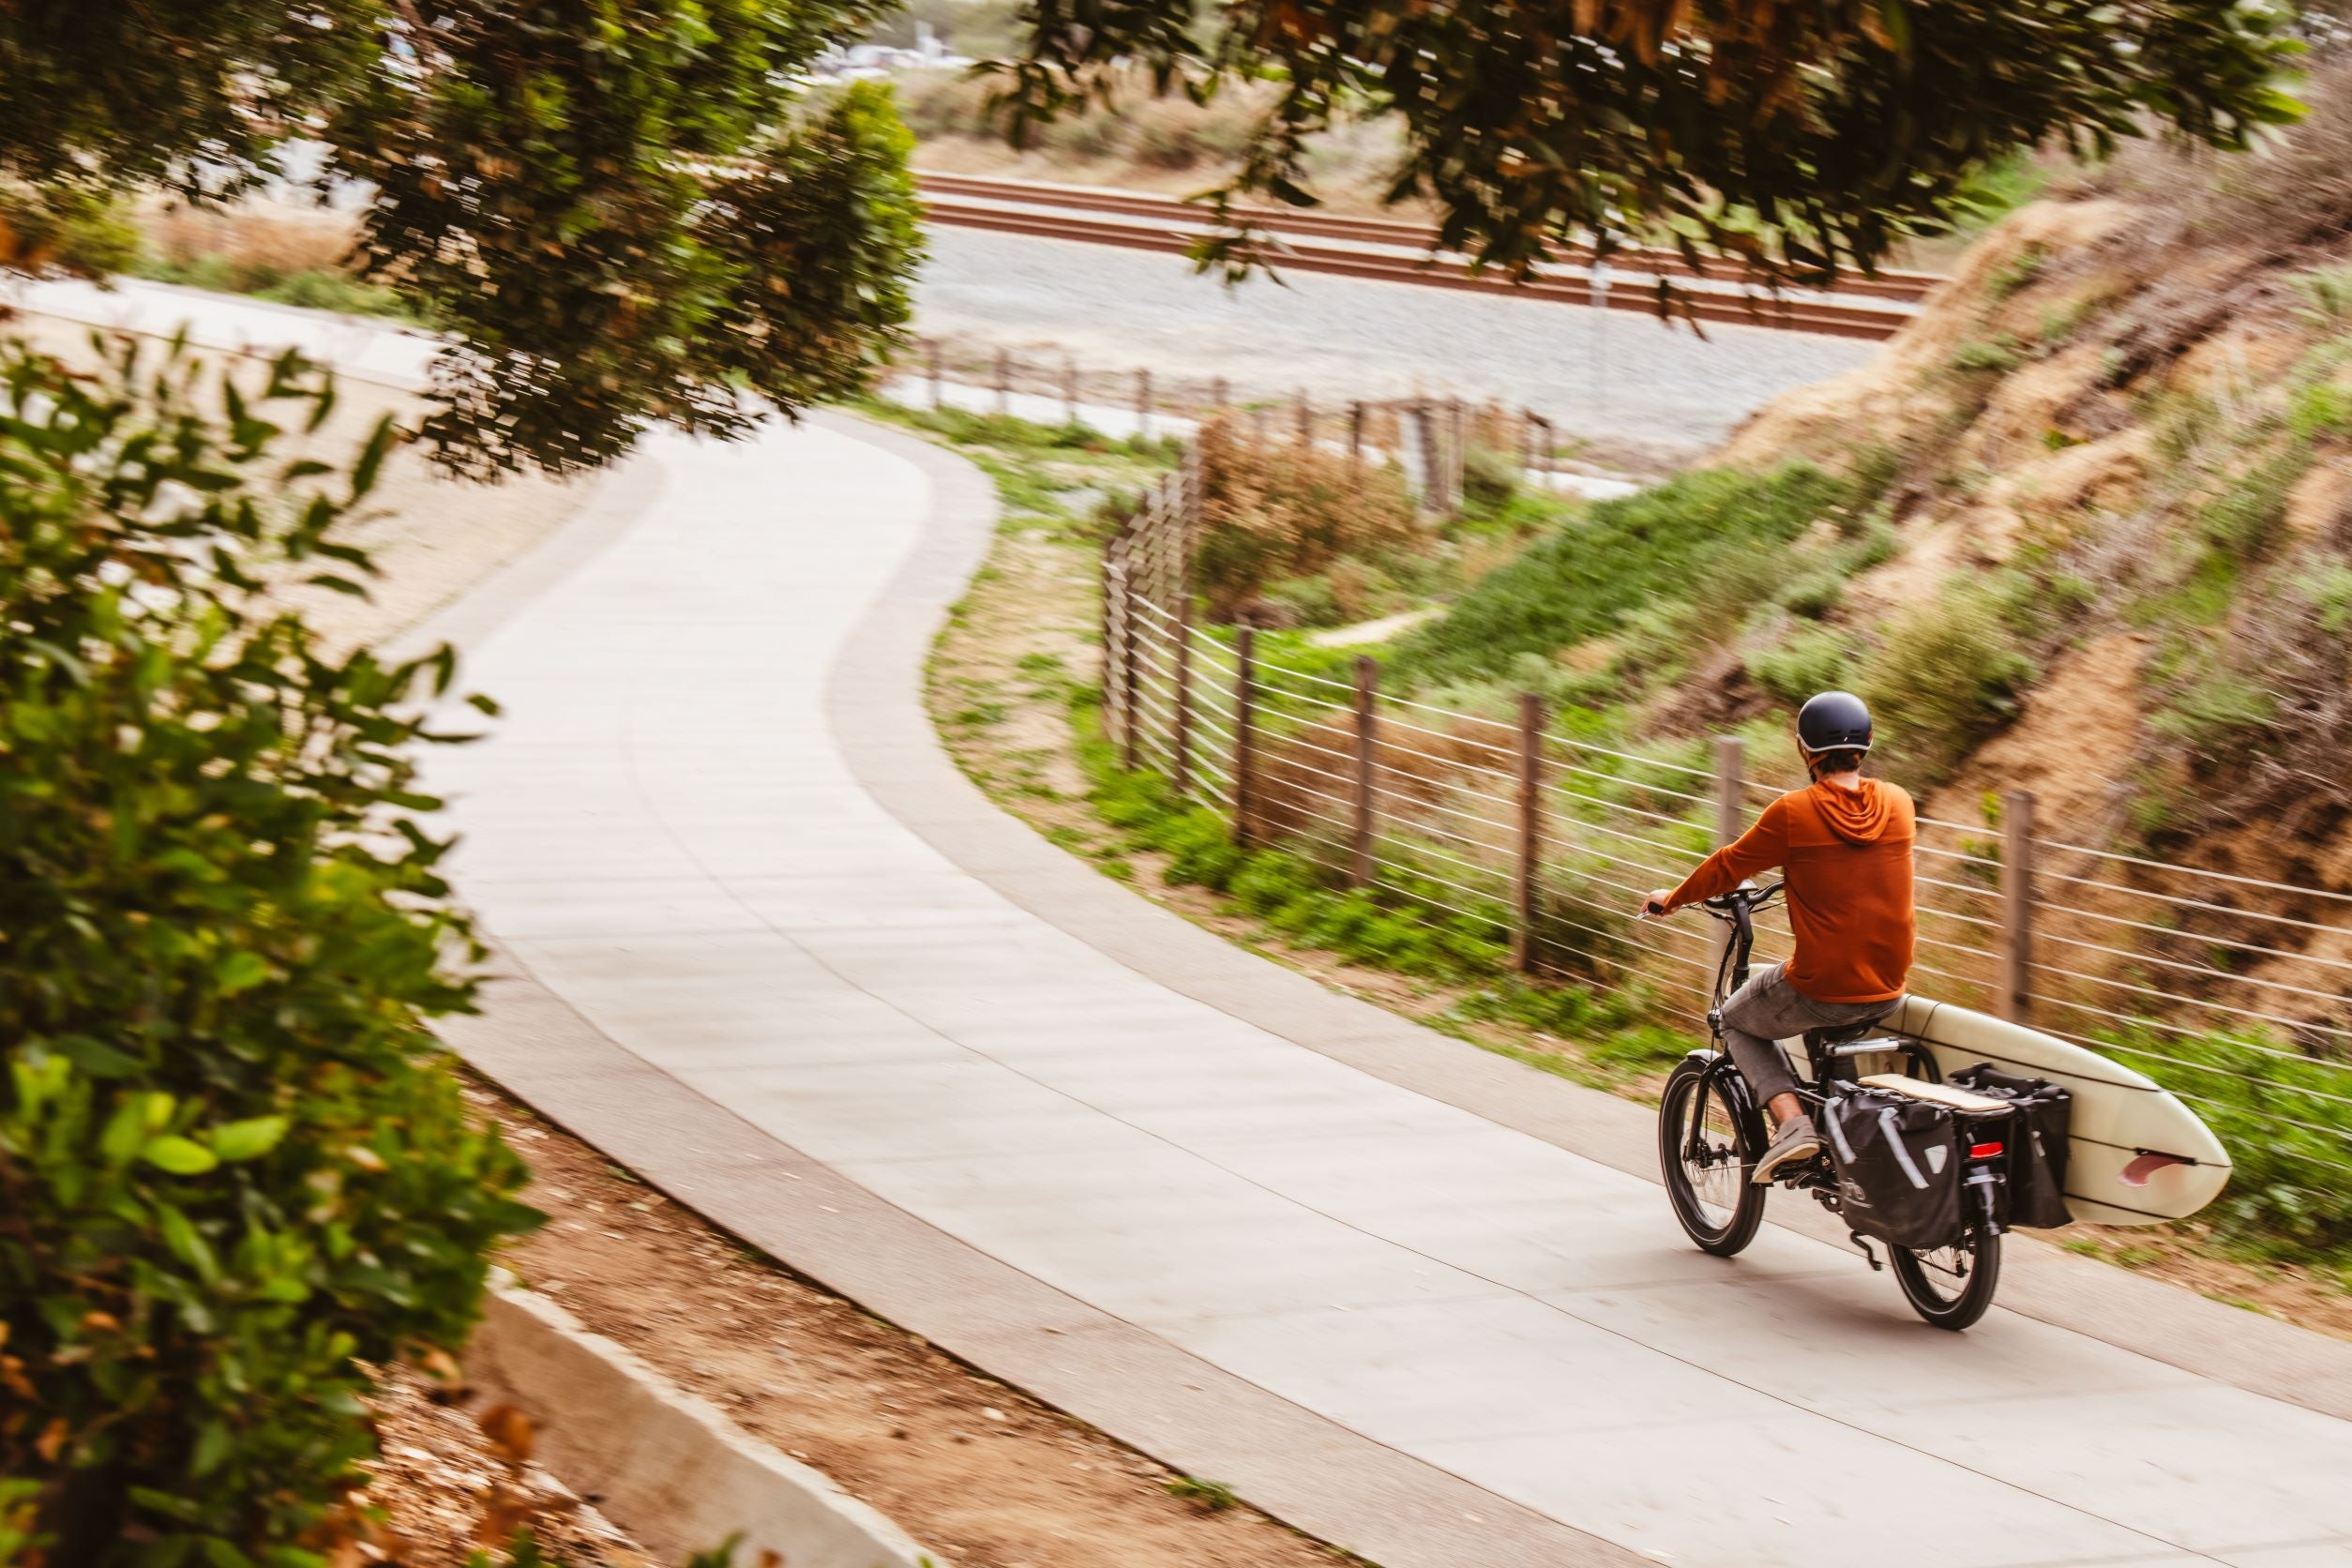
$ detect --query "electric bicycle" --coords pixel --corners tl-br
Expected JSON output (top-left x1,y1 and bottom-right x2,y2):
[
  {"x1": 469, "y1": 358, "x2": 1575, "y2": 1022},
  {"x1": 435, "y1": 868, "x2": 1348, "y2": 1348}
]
[{"x1": 1654, "y1": 882, "x2": 2013, "y2": 1330}]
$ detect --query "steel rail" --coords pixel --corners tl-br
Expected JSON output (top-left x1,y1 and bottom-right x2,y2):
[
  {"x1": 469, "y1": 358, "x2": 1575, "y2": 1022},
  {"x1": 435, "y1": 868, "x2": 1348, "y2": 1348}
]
[
  {"x1": 919, "y1": 195, "x2": 1914, "y2": 341},
  {"x1": 916, "y1": 172, "x2": 1943, "y2": 307}
]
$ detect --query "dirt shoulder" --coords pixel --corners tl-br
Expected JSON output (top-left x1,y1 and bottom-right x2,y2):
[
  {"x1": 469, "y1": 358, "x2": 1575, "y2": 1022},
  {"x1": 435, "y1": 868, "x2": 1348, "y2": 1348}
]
[{"x1": 476, "y1": 1077, "x2": 1352, "y2": 1568}]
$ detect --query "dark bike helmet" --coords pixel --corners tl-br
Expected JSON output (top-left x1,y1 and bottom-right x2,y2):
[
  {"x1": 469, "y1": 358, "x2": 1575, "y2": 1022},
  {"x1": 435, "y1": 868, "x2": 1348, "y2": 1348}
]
[{"x1": 1796, "y1": 690, "x2": 1874, "y2": 756}]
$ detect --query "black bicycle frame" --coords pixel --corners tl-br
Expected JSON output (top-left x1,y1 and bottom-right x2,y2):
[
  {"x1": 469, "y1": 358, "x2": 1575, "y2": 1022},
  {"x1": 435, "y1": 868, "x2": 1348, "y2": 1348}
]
[
  {"x1": 1684, "y1": 882, "x2": 2010, "y2": 1244},
  {"x1": 1685, "y1": 885, "x2": 1775, "y2": 1167}
]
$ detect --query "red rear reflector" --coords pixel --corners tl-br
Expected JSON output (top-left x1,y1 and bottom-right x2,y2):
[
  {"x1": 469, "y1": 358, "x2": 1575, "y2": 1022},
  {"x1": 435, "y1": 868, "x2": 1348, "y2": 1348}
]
[{"x1": 1970, "y1": 1141, "x2": 2005, "y2": 1159}]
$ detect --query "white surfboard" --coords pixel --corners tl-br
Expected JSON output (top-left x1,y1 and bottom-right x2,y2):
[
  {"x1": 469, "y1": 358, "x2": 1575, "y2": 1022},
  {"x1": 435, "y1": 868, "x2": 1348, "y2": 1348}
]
[{"x1": 1787, "y1": 997, "x2": 2232, "y2": 1227}]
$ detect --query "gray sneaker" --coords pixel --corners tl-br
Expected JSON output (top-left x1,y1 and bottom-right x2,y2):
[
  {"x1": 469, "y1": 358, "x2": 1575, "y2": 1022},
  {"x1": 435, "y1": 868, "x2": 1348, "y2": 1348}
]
[{"x1": 1752, "y1": 1113, "x2": 1822, "y2": 1184}]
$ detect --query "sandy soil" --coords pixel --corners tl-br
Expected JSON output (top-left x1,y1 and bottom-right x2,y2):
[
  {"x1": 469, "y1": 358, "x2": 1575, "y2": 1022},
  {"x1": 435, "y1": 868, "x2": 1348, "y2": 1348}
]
[
  {"x1": 356, "y1": 1364, "x2": 656, "y2": 1566},
  {"x1": 479, "y1": 1080, "x2": 1351, "y2": 1568}
]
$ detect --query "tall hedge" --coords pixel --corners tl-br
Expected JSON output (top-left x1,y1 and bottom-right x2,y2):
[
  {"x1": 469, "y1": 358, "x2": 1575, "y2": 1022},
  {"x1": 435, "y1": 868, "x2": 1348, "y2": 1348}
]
[{"x1": 0, "y1": 337, "x2": 538, "y2": 1563}]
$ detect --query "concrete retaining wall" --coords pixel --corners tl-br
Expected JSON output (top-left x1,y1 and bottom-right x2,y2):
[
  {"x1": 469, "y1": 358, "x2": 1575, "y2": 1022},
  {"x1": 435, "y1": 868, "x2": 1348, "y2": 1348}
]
[{"x1": 466, "y1": 1285, "x2": 932, "y2": 1568}]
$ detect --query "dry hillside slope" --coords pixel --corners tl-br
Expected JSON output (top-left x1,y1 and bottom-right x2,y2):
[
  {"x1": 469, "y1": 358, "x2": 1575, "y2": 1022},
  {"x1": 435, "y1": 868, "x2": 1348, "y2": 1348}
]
[{"x1": 1715, "y1": 115, "x2": 2352, "y2": 885}]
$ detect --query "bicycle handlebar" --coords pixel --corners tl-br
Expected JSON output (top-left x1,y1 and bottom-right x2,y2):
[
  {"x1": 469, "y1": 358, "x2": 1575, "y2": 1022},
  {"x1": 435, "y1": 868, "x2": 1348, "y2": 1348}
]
[
  {"x1": 1700, "y1": 881, "x2": 1783, "y2": 918},
  {"x1": 1637, "y1": 881, "x2": 1782, "y2": 923}
]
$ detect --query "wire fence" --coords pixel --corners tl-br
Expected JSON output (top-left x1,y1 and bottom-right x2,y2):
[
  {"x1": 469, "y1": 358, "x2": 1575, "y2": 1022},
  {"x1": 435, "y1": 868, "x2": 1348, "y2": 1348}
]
[
  {"x1": 1102, "y1": 462, "x2": 2352, "y2": 1220},
  {"x1": 901, "y1": 335, "x2": 1632, "y2": 512}
]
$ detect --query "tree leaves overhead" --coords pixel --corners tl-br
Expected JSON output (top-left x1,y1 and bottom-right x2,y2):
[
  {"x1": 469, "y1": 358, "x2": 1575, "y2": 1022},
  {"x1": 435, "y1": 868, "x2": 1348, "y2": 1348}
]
[
  {"x1": 0, "y1": 3, "x2": 924, "y2": 476},
  {"x1": 994, "y1": 0, "x2": 2303, "y2": 287}
]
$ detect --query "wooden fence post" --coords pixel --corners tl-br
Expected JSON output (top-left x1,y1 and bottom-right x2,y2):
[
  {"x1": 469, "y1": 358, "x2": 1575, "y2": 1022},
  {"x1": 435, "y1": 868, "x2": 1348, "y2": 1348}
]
[
  {"x1": 1349, "y1": 401, "x2": 1365, "y2": 460},
  {"x1": 1100, "y1": 546, "x2": 1120, "y2": 736},
  {"x1": 1212, "y1": 376, "x2": 1229, "y2": 410},
  {"x1": 993, "y1": 347, "x2": 1011, "y2": 415},
  {"x1": 1409, "y1": 401, "x2": 1435, "y2": 512},
  {"x1": 1296, "y1": 390, "x2": 1313, "y2": 445},
  {"x1": 1439, "y1": 401, "x2": 1457, "y2": 512},
  {"x1": 1233, "y1": 626, "x2": 1257, "y2": 846},
  {"x1": 1513, "y1": 692, "x2": 1545, "y2": 973},
  {"x1": 1119, "y1": 560, "x2": 1141, "y2": 772},
  {"x1": 927, "y1": 339, "x2": 942, "y2": 409},
  {"x1": 1137, "y1": 368, "x2": 1153, "y2": 439},
  {"x1": 1713, "y1": 735, "x2": 1745, "y2": 850},
  {"x1": 1707, "y1": 736, "x2": 1745, "y2": 983},
  {"x1": 1350, "y1": 656, "x2": 1379, "y2": 888},
  {"x1": 1999, "y1": 790, "x2": 2037, "y2": 1023},
  {"x1": 1172, "y1": 585, "x2": 1194, "y2": 797},
  {"x1": 1064, "y1": 357, "x2": 1079, "y2": 425}
]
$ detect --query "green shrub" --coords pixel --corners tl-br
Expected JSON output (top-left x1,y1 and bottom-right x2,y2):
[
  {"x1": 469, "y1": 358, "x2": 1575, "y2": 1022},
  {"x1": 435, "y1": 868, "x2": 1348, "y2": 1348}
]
[
  {"x1": 1986, "y1": 242, "x2": 2051, "y2": 300},
  {"x1": 1951, "y1": 336, "x2": 2023, "y2": 373},
  {"x1": 1777, "y1": 570, "x2": 1847, "y2": 619},
  {"x1": 2198, "y1": 443, "x2": 2312, "y2": 558},
  {"x1": 1951, "y1": 152, "x2": 2052, "y2": 236},
  {"x1": 0, "y1": 185, "x2": 142, "y2": 275},
  {"x1": 1749, "y1": 624, "x2": 1860, "y2": 708},
  {"x1": 2037, "y1": 295, "x2": 2102, "y2": 344},
  {"x1": 2288, "y1": 382, "x2": 2352, "y2": 442},
  {"x1": 2151, "y1": 663, "x2": 2278, "y2": 763},
  {"x1": 1844, "y1": 444, "x2": 1903, "y2": 512},
  {"x1": 0, "y1": 339, "x2": 537, "y2": 1560},
  {"x1": 1260, "y1": 573, "x2": 1343, "y2": 627},
  {"x1": 2297, "y1": 558, "x2": 2352, "y2": 635},
  {"x1": 1399, "y1": 461, "x2": 1850, "y2": 684},
  {"x1": 2295, "y1": 264, "x2": 2352, "y2": 327},
  {"x1": 1855, "y1": 587, "x2": 2035, "y2": 776},
  {"x1": 2095, "y1": 1025, "x2": 2352, "y2": 1259},
  {"x1": 1460, "y1": 446, "x2": 1521, "y2": 510}
]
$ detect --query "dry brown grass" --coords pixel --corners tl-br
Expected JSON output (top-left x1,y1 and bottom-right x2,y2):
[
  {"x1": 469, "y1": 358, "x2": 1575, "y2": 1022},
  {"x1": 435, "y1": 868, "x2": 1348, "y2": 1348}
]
[
  {"x1": 897, "y1": 67, "x2": 1418, "y2": 214},
  {"x1": 140, "y1": 196, "x2": 359, "y2": 281},
  {"x1": 1246, "y1": 702, "x2": 1518, "y2": 849},
  {"x1": 1192, "y1": 415, "x2": 1421, "y2": 620}
]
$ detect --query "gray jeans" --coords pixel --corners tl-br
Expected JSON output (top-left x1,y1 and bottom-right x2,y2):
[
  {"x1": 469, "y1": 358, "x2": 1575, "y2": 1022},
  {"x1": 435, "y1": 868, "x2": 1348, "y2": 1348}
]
[{"x1": 1720, "y1": 961, "x2": 1901, "y2": 1110}]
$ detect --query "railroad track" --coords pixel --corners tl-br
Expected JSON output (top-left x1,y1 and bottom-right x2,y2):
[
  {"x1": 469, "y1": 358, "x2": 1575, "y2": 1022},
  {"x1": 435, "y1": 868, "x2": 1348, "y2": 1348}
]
[{"x1": 915, "y1": 172, "x2": 1936, "y2": 341}]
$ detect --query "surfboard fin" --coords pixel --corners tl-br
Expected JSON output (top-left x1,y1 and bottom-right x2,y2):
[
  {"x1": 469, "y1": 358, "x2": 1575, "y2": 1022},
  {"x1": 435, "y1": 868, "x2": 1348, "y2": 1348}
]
[{"x1": 2120, "y1": 1151, "x2": 2194, "y2": 1188}]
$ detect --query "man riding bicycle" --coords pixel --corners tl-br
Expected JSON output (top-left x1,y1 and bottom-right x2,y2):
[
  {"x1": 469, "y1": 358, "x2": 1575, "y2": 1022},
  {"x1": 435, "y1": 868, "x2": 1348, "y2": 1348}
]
[{"x1": 1640, "y1": 691, "x2": 1916, "y2": 1184}]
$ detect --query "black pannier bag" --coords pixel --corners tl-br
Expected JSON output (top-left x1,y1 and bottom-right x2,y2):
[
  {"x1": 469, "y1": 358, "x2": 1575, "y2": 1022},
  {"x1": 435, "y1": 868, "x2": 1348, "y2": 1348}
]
[
  {"x1": 1819, "y1": 1087, "x2": 1965, "y2": 1251},
  {"x1": 1951, "y1": 1063, "x2": 2073, "y2": 1229}
]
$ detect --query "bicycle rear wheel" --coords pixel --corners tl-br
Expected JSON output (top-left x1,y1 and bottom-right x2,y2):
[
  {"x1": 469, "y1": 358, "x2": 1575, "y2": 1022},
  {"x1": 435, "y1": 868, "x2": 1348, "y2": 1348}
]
[
  {"x1": 1658, "y1": 1059, "x2": 1766, "y2": 1256},
  {"x1": 1892, "y1": 1223, "x2": 2002, "y2": 1330}
]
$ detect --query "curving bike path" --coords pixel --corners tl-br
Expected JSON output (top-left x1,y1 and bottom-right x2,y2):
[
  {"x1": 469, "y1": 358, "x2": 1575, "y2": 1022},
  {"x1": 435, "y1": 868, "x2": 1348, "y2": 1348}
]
[{"x1": 416, "y1": 414, "x2": 2352, "y2": 1568}]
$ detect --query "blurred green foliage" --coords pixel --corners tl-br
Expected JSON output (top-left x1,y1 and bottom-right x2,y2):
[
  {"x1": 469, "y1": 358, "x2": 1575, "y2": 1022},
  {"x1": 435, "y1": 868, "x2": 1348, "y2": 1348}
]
[
  {"x1": 0, "y1": 339, "x2": 538, "y2": 1561},
  {"x1": 2096, "y1": 1025, "x2": 2352, "y2": 1259},
  {"x1": 998, "y1": 0, "x2": 2298, "y2": 290},
  {"x1": 1854, "y1": 586, "x2": 2037, "y2": 779},
  {"x1": 1395, "y1": 462, "x2": 1853, "y2": 685},
  {"x1": 3, "y1": 8, "x2": 923, "y2": 477}
]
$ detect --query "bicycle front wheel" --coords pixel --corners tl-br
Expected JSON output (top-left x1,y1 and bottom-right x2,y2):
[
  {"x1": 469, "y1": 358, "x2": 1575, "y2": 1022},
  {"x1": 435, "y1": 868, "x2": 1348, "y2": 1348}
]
[
  {"x1": 1658, "y1": 1059, "x2": 1766, "y2": 1257},
  {"x1": 1892, "y1": 1223, "x2": 2003, "y2": 1331}
]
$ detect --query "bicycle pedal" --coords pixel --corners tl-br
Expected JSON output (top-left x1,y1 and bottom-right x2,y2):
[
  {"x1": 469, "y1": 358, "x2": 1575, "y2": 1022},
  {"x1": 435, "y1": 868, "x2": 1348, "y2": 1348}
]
[{"x1": 1772, "y1": 1153, "x2": 1827, "y2": 1187}]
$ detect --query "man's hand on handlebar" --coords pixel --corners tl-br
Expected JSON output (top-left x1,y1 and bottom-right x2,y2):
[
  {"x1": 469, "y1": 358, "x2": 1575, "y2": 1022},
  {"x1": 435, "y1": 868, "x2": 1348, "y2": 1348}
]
[{"x1": 1637, "y1": 890, "x2": 1675, "y2": 919}]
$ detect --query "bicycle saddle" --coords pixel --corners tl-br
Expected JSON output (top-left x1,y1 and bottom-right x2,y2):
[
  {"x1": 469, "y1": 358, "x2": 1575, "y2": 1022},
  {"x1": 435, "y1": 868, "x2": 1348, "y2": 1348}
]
[{"x1": 1802, "y1": 1020, "x2": 1882, "y2": 1049}]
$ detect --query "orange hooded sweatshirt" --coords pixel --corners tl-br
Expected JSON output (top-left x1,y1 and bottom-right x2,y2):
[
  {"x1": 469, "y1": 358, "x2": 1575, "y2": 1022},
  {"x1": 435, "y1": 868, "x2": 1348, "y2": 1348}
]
[{"x1": 1665, "y1": 778, "x2": 1917, "y2": 1003}]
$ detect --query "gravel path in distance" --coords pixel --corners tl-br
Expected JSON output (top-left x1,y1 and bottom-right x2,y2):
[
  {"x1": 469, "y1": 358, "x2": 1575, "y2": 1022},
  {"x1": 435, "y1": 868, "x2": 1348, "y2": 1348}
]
[{"x1": 912, "y1": 226, "x2": 1883, "y2": 462}]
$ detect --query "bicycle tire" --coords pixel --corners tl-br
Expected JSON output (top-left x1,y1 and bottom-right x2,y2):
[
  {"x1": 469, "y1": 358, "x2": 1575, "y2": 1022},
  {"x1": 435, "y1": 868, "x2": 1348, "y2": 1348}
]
[
  {"x1": 1658, "y1": 1060, "x2": 1767, "y2": 1257},
  {"x1": 1892, "y1": 1224, "x2": 2002, "y2": 1331}
]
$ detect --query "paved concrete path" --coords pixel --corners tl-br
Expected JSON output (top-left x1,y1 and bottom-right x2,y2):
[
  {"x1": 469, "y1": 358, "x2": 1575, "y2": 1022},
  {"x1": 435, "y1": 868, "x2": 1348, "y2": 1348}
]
[{"x1": 405, "y1": 412, "x2": 2352, "y2": 1568}]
